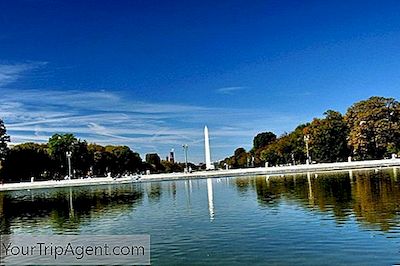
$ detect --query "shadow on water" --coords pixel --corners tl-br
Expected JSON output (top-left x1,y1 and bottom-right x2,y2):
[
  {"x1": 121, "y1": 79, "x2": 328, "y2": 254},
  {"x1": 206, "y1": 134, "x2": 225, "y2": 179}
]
[
  {"x1": 0, "y1": 184, "x2": 144, "y2": 234},
  {"x1": 238, "y1": 168, "x2": 400, "y2": 231}
]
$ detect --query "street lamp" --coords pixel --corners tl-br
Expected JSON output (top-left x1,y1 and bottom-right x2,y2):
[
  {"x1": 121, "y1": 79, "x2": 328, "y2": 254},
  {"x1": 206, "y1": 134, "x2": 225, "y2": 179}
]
[
  {"x1": 182, "y1": 144, "x2": 189, "y2": 173},
  {"x1": 66, "y1": 151, "x2": 72, "y2": 179},
  {"x1": 304, "y1": 135, "x2": 310, "y2": 165}
]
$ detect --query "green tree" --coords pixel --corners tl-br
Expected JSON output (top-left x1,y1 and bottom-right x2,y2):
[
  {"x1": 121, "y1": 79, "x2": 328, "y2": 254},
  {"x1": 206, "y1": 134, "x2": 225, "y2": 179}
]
[
  {"x1": 104, "y1": 145, "x2": 142, "y2": 174},
  {"x1": 304, "y1": 110, "x2": 349, "y2": 163},
  {"x1": 48, "y1": 134, "x2": 91, "y2": 177},
  {"x1": 73, "y1": 140, "x2": 92, "y2": 176},
  {"x1": 0, "y1": 119, "x2": 10, "y2": 162},
  {"x1": 252, "y1": 131, "x2": 277, "y2": 166},
  {"x1": 161, "y1": 160, "x2": 184, "y2": 173},
  {"x1": 260, "y1": 124, "x2": 308, "y2": 166},
  {"x1": 253, "y1": 132, "x2": 277, "y2": 150},
  {"x1": 221, "y1": 148, "x2": 250, "y2": 169},
  {"x1": 234, "y1": 147, "x2": 249, "y2": 168},
  {"x1": 260, "y1": 135, "x2": 292, "y2": 166},
  {"x1": 48, "y1": 133, "x2": 77, "y2": 166},
  {"x1": 88, "y1": 144, "x2": 109, "y2": 176},
  {"x1": 1, "y1": 143, "x2": 52, "y2": 182},
  {"x1": 345, "y1": 97, "x2": 400, "y2": 159}
]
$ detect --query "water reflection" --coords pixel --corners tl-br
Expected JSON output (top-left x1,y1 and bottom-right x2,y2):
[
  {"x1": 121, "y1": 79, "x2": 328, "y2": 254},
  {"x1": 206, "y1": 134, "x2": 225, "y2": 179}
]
[
  {"x1": 0, "y1": 185, "x2": 144, "y2": 234},
  {"x1": 184, "y1": 180, "x2": 192, "y2": 211},
  {"x1": 147, "y1": 183, "x2": 162, "y2": 202},
  {"x1": 307, "y1": 172, "x2": 314, "y2": 204},
  {"x1": 207, "y1": 178, "x2": 215, "y2": 220},
  {"x1": 68, "y1": 188, "x2": 74, "y2": 218},
  {"x1": 234, "y1": 177, "x2": 252, "y2": 195},
  {"x1": 249, "y1": 168, "x2": 400, "y2": 231},
  {"x1": 349, "y1": 170, "x2": 353, "y2": 183},
  {"x1": 1, "y1": 168, "x2": 400, "y2": 236}
]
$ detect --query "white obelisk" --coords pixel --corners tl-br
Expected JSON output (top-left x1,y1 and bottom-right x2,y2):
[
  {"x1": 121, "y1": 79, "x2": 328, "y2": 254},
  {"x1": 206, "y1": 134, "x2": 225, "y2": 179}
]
[{"x1": 204, "y1": 125, "x2": 213, "y2": 170}]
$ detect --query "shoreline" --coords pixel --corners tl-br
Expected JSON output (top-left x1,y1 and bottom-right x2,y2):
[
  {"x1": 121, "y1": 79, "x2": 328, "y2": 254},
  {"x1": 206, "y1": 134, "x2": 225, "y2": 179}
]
[{"x1": 1, "y1": 158, "x2": 400, "y2": 192}]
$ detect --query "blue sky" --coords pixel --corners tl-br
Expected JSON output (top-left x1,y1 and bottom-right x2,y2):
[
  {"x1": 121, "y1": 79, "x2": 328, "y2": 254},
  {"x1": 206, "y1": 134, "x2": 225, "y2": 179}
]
[{"x1": 1, "y1": 0, "x2": 400, "y2": 163}]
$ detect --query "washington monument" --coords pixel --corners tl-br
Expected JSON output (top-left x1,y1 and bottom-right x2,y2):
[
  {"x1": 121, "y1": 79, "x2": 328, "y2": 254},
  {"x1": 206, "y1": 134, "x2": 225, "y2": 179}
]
[{"x1": 204, "y1": 126, "x2": 214, "y2": 170}]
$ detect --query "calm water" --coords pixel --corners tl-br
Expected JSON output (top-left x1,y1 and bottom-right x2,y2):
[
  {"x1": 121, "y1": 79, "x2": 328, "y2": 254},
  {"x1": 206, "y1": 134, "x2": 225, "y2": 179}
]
[{"x1": 2, "y1": 168, "x2": 400, "y2": 265}]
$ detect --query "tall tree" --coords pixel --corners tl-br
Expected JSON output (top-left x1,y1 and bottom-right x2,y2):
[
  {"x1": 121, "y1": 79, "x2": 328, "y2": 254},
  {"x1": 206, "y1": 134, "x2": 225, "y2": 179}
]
[
  {"x1": 72, "y1": 140, "x2": 92, "y2": 176},
  {"x1": 0, "y1": 119, "x2": 10, "y2": 162},
  {"x1": 304, "y1": 110, "x2": 349, "y2": 163},
  {"x1": 105, "y1": 145, "x2": 142, "y2": 174},
  {"x1": 252, "y1": 131, "x2": 277, "y2": 166},
  {"x1": 1, "y1": 143, "x2": 52, "y2": 182},
  {"x1": 220, "y1": 147, "x2": 250, "y2": 169},
  {"x1": 260, "y1": 124, "x2": 308, "y2": 166},
  {"x1": 88, "y1": 144, "x2": 110, "y2": 176},
  {"x1": 161, "y1": 160, "x2": 184, "y2": 173},
  {"x1": 48, "y1": 133, "x2": 91, "y2": 177},
  {"x1": 345, "y1": 97, "x2": 400, "y2": 159},
  {"x1": 233, "y1": 147, "x2": 249, "y2": 168},
  {"x1": 253, "y1": 132, "x2": 277, "y2": 150}
]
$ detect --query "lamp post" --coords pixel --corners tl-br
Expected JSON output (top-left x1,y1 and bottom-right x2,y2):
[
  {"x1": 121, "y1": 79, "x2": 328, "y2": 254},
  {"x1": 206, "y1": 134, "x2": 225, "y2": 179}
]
[
  {"x1": 182, "y1": 144, "x2": 188, "y2": 173},
  {"x1": 304, "y1": 135, "x2": 310, "y2": 165},
  {"x1": 66, "y1": 151, "x2": 72, "y2": 179}
]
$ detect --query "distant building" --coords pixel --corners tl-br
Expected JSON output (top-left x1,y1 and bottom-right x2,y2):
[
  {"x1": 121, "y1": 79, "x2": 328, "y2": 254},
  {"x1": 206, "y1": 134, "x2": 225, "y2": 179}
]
[{"x1": 169, "y1": 149, "x2": 175, "y2": 163}]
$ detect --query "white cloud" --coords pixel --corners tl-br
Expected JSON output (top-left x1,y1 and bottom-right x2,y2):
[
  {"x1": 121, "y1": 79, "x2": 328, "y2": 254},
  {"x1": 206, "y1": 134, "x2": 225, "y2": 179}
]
[
  {"x1": 0, "y1": 62, "x2": 47, "y2": 87},
  {"x1": 215, "y1": 86, "x2": 246, "y2": 95}
]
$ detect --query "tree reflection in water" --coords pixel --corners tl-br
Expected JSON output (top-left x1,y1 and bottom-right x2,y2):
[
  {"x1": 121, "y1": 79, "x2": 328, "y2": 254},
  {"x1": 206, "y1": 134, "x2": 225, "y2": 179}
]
[
  {"x1": 147, "y1": 182, "x2": 162, "y2": 203},
  {"x1": 246, "y1": 168, "x2": 400, "y2": 231},
  {"x1": 2, "y1": 168, "x2": 400, "y2": 235},
  {"x1": 0, "y1": 184, "x2": 144, "y2": 234}
]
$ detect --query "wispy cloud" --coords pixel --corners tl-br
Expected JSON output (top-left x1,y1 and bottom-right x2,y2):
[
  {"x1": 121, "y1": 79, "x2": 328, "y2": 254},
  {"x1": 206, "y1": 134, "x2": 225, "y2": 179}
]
[
  {"x1": 0, "y1": 87, "x2": 305, "y2": 161},
  {"x1": 0, "y1": 62, "x2": 47, "y2": 87},
  {"x1": 215, "y1": 86, "x2": 246, "y2": 95},
  {"x1": 0, "y1": 62, "x2": 306, "y2": 162}
]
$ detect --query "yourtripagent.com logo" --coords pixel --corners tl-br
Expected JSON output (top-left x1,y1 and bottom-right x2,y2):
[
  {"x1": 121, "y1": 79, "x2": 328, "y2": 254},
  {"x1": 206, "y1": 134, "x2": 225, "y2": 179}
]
[{"x1": 0, "y1": 235, "x2": 150, "y2": 265}]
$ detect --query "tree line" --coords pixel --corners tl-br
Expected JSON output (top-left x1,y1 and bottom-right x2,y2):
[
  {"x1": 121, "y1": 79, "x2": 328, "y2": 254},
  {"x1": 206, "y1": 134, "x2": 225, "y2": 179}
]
[
  {"x1": 220, "y1": 96, "x2": 400, "y2": 168},
  {"x1": 0, "y1": 131, "x2": 196, "y2": 182}
]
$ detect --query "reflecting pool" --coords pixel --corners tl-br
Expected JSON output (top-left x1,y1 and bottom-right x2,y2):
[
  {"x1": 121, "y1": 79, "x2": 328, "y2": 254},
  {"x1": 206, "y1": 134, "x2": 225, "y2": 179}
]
[{"x1": 1, "y1": 168, "x2": 400, "y2": 265}]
